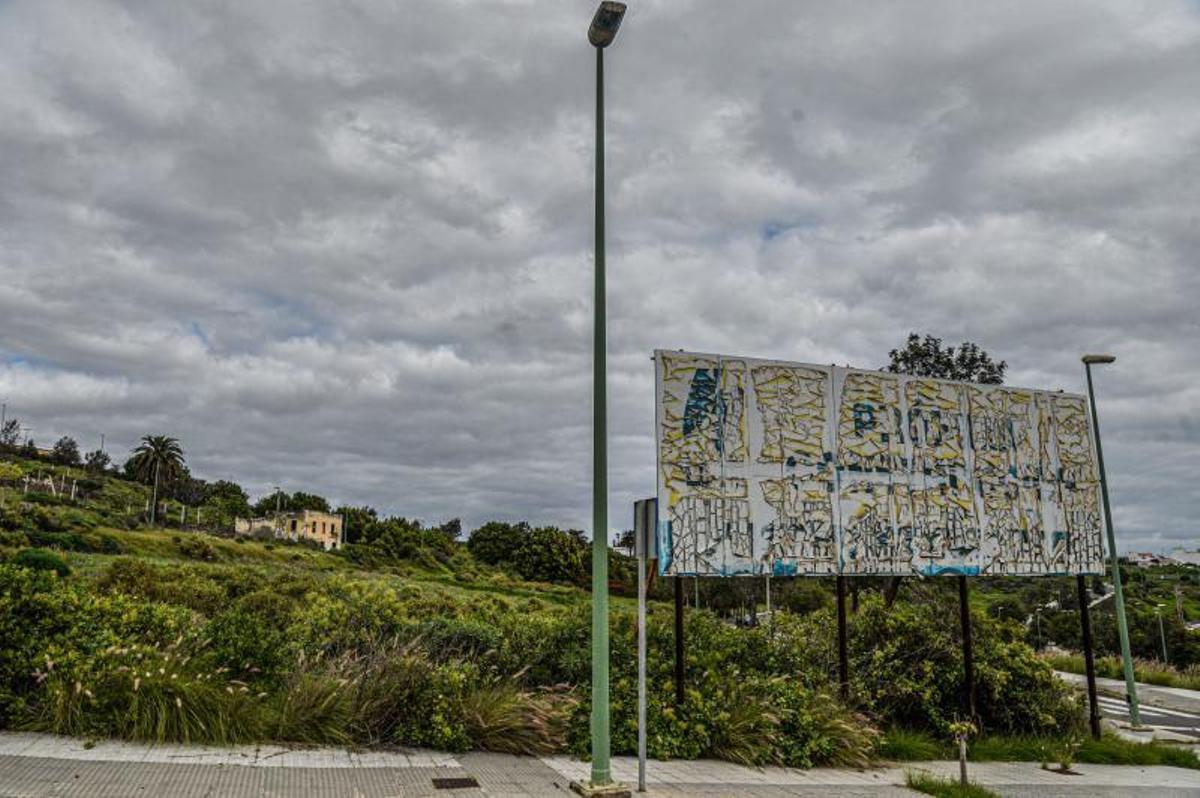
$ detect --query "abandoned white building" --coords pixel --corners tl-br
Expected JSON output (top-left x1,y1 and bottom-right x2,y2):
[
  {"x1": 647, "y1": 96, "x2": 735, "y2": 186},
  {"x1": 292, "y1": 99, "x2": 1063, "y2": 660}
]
[{"x1": 234, "y1": 510, "x2": 344, "y2": 550}]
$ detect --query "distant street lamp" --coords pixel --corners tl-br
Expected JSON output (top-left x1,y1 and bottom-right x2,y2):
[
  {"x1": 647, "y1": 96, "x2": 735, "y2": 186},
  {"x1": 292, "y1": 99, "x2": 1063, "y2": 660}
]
[
  {"x1": 1083, "y1": 353, "x2": 1141, "y2": 726},
  {"x1": 581, "y1": 3, "x2": 627, "y2": 796},
  {"x1": 1035, "y1": 607, "x2": 1043, "y2": 650}
]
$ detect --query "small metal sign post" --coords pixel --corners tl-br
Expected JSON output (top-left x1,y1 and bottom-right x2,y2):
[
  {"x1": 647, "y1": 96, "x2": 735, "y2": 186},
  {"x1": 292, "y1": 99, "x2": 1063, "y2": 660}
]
[{"x1": 633, "y1": 498, "x2": 657, "y2": 793}]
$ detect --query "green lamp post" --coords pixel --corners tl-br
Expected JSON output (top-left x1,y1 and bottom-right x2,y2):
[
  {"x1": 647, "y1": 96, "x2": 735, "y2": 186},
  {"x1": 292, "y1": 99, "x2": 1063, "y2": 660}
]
[
  {"x1": 576, "y1": 3, "x2": 628, "y2": 796},
  {"x1": 1083, "y1": 353, "x2": 1141, "y2": 727}
]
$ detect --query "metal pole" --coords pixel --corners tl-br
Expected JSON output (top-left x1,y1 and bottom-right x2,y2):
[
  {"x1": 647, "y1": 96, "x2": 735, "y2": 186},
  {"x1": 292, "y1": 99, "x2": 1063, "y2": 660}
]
[
  {"x1": 1085, "y1": 362, "x2": 1140, "y2": 726},
  {"x1": 1157, "y1": 608, "x2": 1168, "y2": 664},
  {"x1": 1076, "y1": 575, "x2": 1102, "y2": 740},
  {"x1": 636, "y1": 504, "x2": 646, "y2": 793},
  {"x1": 674, "y1": 575, "x2": 684, "y2": 706},
  {"x1": 836, "y1": 575, "x2": 849, "y2": 701},
  {"x1": 150, "y1": 461, "x2": 160, "y2": 526},
  {"x1": 958, "y1": 575, "x2": 976, "y2": 720},
  {"x1": 588, "y1": 43, "x2": 612, "y2": 789}
]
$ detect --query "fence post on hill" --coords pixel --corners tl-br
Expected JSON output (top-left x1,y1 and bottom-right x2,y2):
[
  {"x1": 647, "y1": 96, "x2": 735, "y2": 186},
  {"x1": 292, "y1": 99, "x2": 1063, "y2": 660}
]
[
  {"x1": 1076, "y1": 574, "x2": 1102, "y2": 739},
  {"x1": 958, "y1": 575, "x2": 976, "y2": 720},
  {"x1": 674, "y1": 575, "x2": 684, "y2": 706},
  {"x1": 836, "y1": 575, "x2": 849, "y2": 701}
]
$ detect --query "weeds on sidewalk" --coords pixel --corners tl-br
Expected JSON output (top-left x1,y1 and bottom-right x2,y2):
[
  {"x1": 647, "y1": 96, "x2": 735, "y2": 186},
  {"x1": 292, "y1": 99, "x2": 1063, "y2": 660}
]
[{"x1": 904, "y1": 770, "x2": 999, "y2": 798}]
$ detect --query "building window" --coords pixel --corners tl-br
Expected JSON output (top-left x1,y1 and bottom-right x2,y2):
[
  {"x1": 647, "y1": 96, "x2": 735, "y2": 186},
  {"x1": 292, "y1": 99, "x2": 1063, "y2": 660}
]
[{"x1": 291, "y1": 520, "x2": 297, "y2": 532}]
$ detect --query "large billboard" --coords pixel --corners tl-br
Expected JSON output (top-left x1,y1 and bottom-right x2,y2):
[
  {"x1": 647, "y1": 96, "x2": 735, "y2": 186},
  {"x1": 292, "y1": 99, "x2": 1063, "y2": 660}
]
[{"x1": 654, "y1": 350, "x2": 1106, "y2": 577}]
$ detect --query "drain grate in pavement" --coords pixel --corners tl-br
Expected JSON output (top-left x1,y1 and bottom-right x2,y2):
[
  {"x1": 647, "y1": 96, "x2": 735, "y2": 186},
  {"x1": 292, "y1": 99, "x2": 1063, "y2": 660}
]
[{"x1": 431, "y1": 776, "x2": 480, "y2": 789}]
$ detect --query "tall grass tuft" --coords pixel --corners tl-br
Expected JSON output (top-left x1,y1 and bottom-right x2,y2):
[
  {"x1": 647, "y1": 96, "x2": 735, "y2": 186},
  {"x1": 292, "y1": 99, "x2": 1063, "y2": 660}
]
[
  {"x1": 460, "y1": 680, "x2": 578, "y2": 756},
  {"x1": 878, "y1": 727, "x2": 945, "y2": 761},
  {"x1": 26, "y1": 641, "x2": 263, "y2": 744},
  {"x1": 268, "y1": 654, "x2": 353, "y2": 745},
  {"x1": 706, "y1": 692, "x2": 784, "y2": 766}
]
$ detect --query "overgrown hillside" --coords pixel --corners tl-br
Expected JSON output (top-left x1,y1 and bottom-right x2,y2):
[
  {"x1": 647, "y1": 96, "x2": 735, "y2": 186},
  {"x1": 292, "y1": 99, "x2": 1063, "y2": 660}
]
[{"x1": 1, "y1": 451, "x2": 1195, "y2": 769}]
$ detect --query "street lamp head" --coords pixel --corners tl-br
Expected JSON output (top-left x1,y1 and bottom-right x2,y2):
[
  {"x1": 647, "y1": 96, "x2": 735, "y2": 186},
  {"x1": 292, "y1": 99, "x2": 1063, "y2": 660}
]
[
  {"x1": 589, "y1": 1, "x2": 627, "y2": 47},
  {"x1": 1082, "y1": 354, "x2": 1116, "y2": 365}
]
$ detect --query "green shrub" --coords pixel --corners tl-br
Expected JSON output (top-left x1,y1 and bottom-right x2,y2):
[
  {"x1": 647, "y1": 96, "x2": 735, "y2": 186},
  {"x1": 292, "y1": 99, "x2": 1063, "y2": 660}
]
[
  {"x1": 0, "y1": 531, "x2": 31, "y2": 550},
  {"x1": 13, "y1": 548, "x2": 70, "y2": 576},
  {"x1": 176, "y1": 536, "x2": 218, "y2": 561},
  {"x1": 0, "y1": 565, "x2": 193, "y2": 725},
  {"x1": 343, "y1": 642, "x2": 473, "y2": 750},
  {"x1": 420, "y1": 617, "x2": 502, "y2": 662},
  {"x1": 205, "y1": 607, "x2": 291, "y2": 679}
]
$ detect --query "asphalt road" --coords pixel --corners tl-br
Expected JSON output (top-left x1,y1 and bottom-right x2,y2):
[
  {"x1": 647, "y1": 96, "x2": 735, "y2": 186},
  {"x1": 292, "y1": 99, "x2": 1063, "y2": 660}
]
[{"x1": 1095, "y1": 693, "x2": 1200, "y2": 740}]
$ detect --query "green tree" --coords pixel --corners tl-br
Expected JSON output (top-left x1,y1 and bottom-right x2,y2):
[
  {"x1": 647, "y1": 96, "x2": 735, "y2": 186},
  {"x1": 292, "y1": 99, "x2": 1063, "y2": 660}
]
[
  {"x1": 0, "y1": 419, "x2": 21, "y2": 449},
  {"x1": 83, "y1": 449, "x2": 112, "y2": 473},
  {"x1": 125, "y1": 435, "x2": 186, "y2": 526},
  {"x1": 203, "y1": 480, "x2": 250, "y2": 529},
  {"x1": 251, "y1": 490, "x2": 288, "y2": 517},
  {"x1": 251, "y1": 490, "x2": 329, "y2": 516},
  {"x1": 468, "y1": 521, "x2": 527, "y2": 568},
  {"x1": 886, "y1": 333, "x2": 1006, "y2": 384},
  {"x1": 335, "y1": 505, "x2": 378, "y2": 545},
  {"x1": 50, "y1": 436, "x2": 81, "y2": 467},
  {"x1": 288, "y1": 492, "x2": 329, "y2": 513}
]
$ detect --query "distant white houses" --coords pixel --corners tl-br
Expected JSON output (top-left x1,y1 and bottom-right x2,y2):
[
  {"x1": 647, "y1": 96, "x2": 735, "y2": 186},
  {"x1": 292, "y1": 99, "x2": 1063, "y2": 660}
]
[
  {"x1": 234, "y1": 510, "x2": 344, "y2": 551},
  {"x1": 1170, "y1": 548, "x2": 1200, "y2": 567},
  {"x1": 1124, "y1": 549, "x2": 1200, "y2": 568},
  {"x1": 1128, "y1": 551, "x2": 1172, "y2": 568}
]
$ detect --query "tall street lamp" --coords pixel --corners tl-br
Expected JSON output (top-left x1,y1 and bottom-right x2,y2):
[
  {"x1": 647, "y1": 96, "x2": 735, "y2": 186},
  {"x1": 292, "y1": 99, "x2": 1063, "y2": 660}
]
[
  {"x1": 1156, "y1": 604, "x2": 1169, "y2": 664},
  {"x1": 1083, "y1": 353, "x2": 1141, "y2": 726},
  {"x1": 578, "y1": 4, "x2": 627, "y2": 797}
]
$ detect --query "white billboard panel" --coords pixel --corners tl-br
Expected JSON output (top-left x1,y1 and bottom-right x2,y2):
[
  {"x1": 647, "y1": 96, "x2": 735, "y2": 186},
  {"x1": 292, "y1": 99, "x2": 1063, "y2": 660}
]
[{"x1": 654, "y1": 350, "x2": 1106, "y2": 577}]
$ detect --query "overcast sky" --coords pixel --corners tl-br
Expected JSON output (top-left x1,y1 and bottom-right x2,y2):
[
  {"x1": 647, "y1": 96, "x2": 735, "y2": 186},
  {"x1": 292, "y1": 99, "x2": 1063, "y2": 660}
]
[{"x1": 1, "y1": 1, "x2": 1197, "y2": 551}]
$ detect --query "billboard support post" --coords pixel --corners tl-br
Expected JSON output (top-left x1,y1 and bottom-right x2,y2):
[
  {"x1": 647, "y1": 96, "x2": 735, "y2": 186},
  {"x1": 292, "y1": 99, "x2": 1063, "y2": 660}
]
[
  {"x1": 958, "y1": 576, "x2": 976, "y2": 721},
  {"x1": 836, "y1": 575, "x2": 849, "y2": 701},
  {"x1": 1076, "y1": 575, "x2": 1102, "y2": 739},
  {"x1": 673, "y1": 575, "x2": 685, "y2": 706},
  {"x1": 633, "y1": 499, "x2": 655, "y2": 793}
]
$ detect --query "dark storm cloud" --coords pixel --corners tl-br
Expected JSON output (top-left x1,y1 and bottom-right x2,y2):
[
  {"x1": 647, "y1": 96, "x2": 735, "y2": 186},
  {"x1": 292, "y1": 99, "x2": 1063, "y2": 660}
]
[{"x1": 1, "y1": 0, "x2": 1197, "y2": 550}]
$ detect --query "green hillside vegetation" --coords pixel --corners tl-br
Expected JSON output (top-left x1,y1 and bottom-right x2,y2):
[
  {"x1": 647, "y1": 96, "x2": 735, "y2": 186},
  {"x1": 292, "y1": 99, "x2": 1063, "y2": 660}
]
[{"x1": 1, "y1": 449, "x2": 1196, "y2": 769}]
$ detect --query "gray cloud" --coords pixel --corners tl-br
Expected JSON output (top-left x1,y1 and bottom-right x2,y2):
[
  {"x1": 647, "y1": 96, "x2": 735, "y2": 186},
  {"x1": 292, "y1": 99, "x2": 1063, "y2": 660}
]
[{"x1": 1, "y1": 0, "x2": 1197, "y2": 550}]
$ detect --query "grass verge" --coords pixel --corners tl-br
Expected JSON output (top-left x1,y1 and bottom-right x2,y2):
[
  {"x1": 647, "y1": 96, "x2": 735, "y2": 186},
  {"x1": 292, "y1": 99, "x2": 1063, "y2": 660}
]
[
  {"x1": 1045, "y1": 652, "x2": 1200, "y2": 691},
  {"x1": 880, "y1": 729, "x2": 1199, "y2": 770}
]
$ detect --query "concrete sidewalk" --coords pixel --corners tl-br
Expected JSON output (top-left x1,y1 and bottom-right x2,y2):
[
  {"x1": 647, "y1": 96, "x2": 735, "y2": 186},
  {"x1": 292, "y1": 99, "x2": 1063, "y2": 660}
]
[
  {"x1": 1, "y1": 732, "x2": 1198, "y2": 797},
  {"x1": 1056, "y1": 669, "x2": 1200, "y2": 714}
]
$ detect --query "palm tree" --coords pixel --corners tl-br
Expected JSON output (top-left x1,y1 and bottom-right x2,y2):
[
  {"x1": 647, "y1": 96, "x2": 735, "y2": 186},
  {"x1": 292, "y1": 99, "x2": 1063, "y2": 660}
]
[{"x1": 128, "y1": 435, "x2": 185, "y2": 526}]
